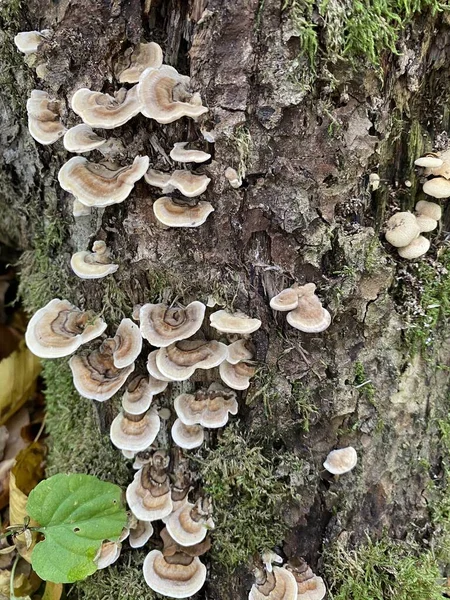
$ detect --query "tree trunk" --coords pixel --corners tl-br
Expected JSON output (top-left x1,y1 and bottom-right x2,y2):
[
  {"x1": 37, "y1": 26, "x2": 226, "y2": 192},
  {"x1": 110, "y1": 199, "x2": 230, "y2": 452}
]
[{"x1": 1, "y1": 0, "x2": 450, "y2": 599}]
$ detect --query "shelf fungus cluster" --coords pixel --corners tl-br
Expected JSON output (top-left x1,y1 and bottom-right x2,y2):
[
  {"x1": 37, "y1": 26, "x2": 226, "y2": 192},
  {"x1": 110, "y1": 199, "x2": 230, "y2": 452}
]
[
  {"x1": 416, "y1": 150, "x2": 450, "y2": 198},
  {"x1": 384, "y1": 201, "x2": 442, "y2": 260},
  {"x1": 26, "y1": 90, "x2": 66, "y2": 145},
  {"x1": 270, "y1": 284, "x2": 331, "y2": 333},
  {"x1": 70, "y1": 240, "x2": 118, "y2": 280}
]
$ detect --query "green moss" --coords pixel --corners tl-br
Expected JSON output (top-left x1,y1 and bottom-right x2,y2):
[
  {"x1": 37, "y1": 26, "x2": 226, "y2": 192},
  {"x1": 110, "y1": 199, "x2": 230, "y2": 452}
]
[
  {"x1": 324, "y1": 536, "x2": 444, "y2": 600},
  {"x1": 231, "y1": 126, "x2": 252, "y2": 180},
  {"x1": 69, "y1": 550, "x2": 154, "y2": 600},
  {"x1": 101, "y1": 277, "x2": 132, "y2": 327},
  {"x1": 353, "y1": 361, "x2": 376, "y2": 403},
  {"x1": 197, "y1": 424, "x2": 302, "y2": 572},
  {"x1": 282, "y1": 0, "x2": 318, "y2": 67},
  {"x1": 290, "y1": 381, "x2": 318, "y2": 432}
]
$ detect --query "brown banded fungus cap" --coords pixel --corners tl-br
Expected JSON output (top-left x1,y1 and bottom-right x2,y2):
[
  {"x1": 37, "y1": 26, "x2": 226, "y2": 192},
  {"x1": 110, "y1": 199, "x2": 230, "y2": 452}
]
[
  {"x1": 249, "y1": 566, "x2": 298, "y2": 600},
  {"x1": 287, "y1": 559, "x2": 326, "y2": 600},
  {"x1": 113, "y1": 318, "x2": 142, "y2": 368},
  {"x1": 174, "y1": 387, "x2": 238, "y2": 428},
  {"x1": 169, "y1": 170, "x2": 211, "y2": 197},
  {"x1": 73, "y1": 198, "x2": 92, "y2": 217},
  {"x1": 153, "y1": 197, "x2": 214, "y2": 228},
  {"x1": 138, "y1": 65, "x2": 208, "y2": 124},
  {"x1": 224, "y1": 166, "x2": 242, "y2": 189},
  {"x1": 58, "y1": 155, "x2": 149, "y2": 207},
  {"x1": 70, "y1": 240, "x2": 119, "y2": 280},
  {"x1": 171, "y1": 419, "x2": 205, "y2": 450},
  {"x1": 122, "y1": 374, "x2": 165, "y2": 414},
  {"x1": 71, "y1": 86, "x2": 142, "y2": 129},
  {"x1": 270, "y1": 288, "x2": 299, "y2": 312},
  {"x1": 160, "y1": 527, "x2": 211, "y2": 559},
  {"x1": 63, "y1": 124, "x2": 106, "y2": 153},
  {"x1": 14, "y1": 30, "x2": 50, "y2": 54},
  {"x1": 110, "y1": 408, "x2": 160, "y2": 452},
  {"x1": 219, "y1": 360, "x2": 256, "y2": 391},
  {"x1": 385, "y1": 212, "x2": 420, "y2": 247},
  {"x1": 126, "y1": 451, "x2": 173, "y2": 521},
  {"x1": 25, "y1": 298, "x2": 106, "y2": 359},
  {"x1": 166, "y1": 499, "x2": 214, "y2": 548},
  {"x1": 147, "y1": 350, "x2": 174, "y2": 382},
  {"x1": 227, "y1": 339, "x2": 255, "y2": 364},
  {"x1": 397, "y1": 235, "x2": 430, "y2": 259},
  {"x1": 423, "y1": 177, "x2": 450, "y2": 198},
  {"x1": 156, "y1": 339, "x2": 228, "y2": 381},
  {"x1": 323, "y1": 446, "x2": 357, "y2": 474},
  {"x1": 69, "y1": 339, "x2": 135, "y2": 401},
  {"x1": 286, "y1": 284, "x2": 331, "y2": 333},
  {"x1": 139, "y1": 301, "x2": 206, "y2": 347},
  {"x1": 118, "y1": 42, "x2": 163, "y2": 83},
  {"x1": 27, "y1": 90, "x2": 66, "y2": 145},
  {"x1": 144, "y1": 169, "x2": 173, "y2": 192},
  {"x1": 170, "y1": 142, "x2": 211, "y2": 164},
  {"x1": 143, "y1": 549, "x2": 207, "y2": 598},
  {"x1": 94, "y1": 541, "x2": 121, "y2": 569},
  {"x1": 129, "y1": 519, "x2": 154, "y2": 548},
  {"x1": 210, "y1": 310, "x2": 261, "y2": 334}
]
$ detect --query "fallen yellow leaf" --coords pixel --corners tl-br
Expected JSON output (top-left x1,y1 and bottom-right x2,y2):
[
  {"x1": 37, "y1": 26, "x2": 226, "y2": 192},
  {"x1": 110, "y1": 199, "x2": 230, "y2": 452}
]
[
  {"x1": 0, "y1": 340, "x2": 41, "y2": 426},
  {"x1": 41, "y1": 581, "x2": 63, "y2": 600}
]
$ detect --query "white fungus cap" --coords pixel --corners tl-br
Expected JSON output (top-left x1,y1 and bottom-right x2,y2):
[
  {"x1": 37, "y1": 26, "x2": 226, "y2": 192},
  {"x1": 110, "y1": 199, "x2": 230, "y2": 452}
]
[
  {"x1": 165, "y1": 500, "x2": 214, "y2": 547},
  {"x1": 129, "y1": 519, "x2": 154, "y2": 548},
  {"x1": 110, "y1": 408, "x2": 160, "y2": 452},
  {"x1": 323, "y1": 446, "x2": 357, "y2": 475},
  {"x1": 209, "y1": 310, "x2": 261, "y2": 334},
  {"x1": 219, "y1": 360, "x2": 255, "y2": 391},
  {"x1": 126, "y1": 467, "x2": 173, "y2": 522},
  {"x1": 171, "y1": 419, "x2": 204, "y2": 450},
  {"x1": 143, "y1": 550, "x2": 207, "y2": 599}
]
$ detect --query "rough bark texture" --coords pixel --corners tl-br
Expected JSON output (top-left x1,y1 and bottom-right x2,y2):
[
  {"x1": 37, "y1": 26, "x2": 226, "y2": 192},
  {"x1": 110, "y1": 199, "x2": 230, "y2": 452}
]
[{"x1": 1, "y1": 0, "x2": 450, "y2": 599}]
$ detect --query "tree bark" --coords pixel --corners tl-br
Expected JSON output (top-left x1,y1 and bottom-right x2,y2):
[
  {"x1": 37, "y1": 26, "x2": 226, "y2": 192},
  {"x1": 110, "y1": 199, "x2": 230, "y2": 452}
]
[{"x1": 1, "y1": 0, "x2": 450, "y2": 599}]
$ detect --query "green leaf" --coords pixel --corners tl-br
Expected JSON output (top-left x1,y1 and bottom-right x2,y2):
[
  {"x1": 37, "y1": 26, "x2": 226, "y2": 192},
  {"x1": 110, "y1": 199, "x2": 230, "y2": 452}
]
[{"x1": 26, "y1": 473, "x2": 127, "y2": 583}]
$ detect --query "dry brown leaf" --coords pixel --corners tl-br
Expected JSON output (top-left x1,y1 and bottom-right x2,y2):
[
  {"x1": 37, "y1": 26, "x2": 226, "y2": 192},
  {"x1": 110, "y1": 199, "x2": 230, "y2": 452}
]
[
  {"x1": 0, "y1": 559, "x2": 40, "y2": 597},
  {"x1": 0, "y1": 340, "x2": 41, "y2": 426}
]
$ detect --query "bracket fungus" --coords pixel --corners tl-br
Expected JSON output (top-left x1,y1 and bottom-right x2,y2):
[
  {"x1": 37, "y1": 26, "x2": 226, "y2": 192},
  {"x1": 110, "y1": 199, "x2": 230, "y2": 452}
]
[
  {"x1": 122, "y1": 374, "x2": 166, "y2": 414},
  {"x1": 147, "y1": 350, "x2": 174, "y2": 382},
  {"x1": 144, "y1": 168, "x2": 211, "y2": 197},
  {"x1": 143, "y1": 549, "x2": 207, "y2": 599},
  {"x1": 70, "y1": 240, "x2": 119, "y2": 280},
  {"x1": 423, "y1": 177, "x2": 450, "y2": 198},
  {"x1": 227, "y1": 339, "x2": 255, "y2": 364},
  {"x1": 285, "y1": 284, "x2": 331, "y2": 333},
  {"x1": 95, "y1": 541, "x2": 122, "y2": 569},
  {"x1": 63, "y1": 123, "x2": 106, "y2": 153},
  {"x1": 174, "y1": 387, "x2": 238, "y2": 428},
  {"x1": 156, "y1": 339, "x2": 228, "y2": 381},
  {"x1": 14, "y1": 30, "x2": 50, "y2": 54},
  {"x1": 69, "y1": 339, "x2": 135, "y2": 401},
  {"x1": 129, "y1": 519, "x2": 154, "y2": 548},
  {"x1": 224, "y1": 166, "x2": 242, "y2": 189},
  {"x1": 287, "y1": 559, "x2": 326, "y2": 600},
  {"x1": 418, "y1": 150, "x2": 450, "y2": 179},
  {"x1": 153, "y1": 196, "x2": 214, "y2": 228},
  {"x1": 397, "y1": 235, "x2": 431, "y2": 260},
  {"x1": 126, "y1": 451, "x2": 173, "y2": 521},
  {"x1": 27, "y1": 90, "x2": 66, "y2": 145},
  {"x1": 170, "y1": 142, "x2": 211, "y2": 164},
  {"x1": 165, "y1": 498, "x2": 214, "y2": 547},
  {"x1": 249, "y1": 566, "x2": 298, "y2": 600},
  {"x1": 415, "y1": 200, "x2": 442, "y2": 221},
  {"x1": 323, "y1": 446, "x2": 357, "y2": 475},
  {"x1": 210, "y1": 310, "x2": 261, "y2": 334},
  {"x1": 171, "y1": 419, "x2": 205, "y2": 450},
  {"x1": 385, "y1": 212, "x2": 421, "y2": 247},
  {"x1": 58, "y1": 155, "x2": 149, "y2": 207},
  {"x1": 112, "y1": 318, "x2": 142, "y2": 368},
  {"x1": 144, "y1": 169, "x2": 173, "y2": 192},
  {"x1": 415, "y1": 154, "x2": 443, "y2": 168},
  {"x1": 25, "y1": 298, "x2": 106, "y2": 359},
  {"x1": 71, "y1": 86, "x2": 142, "y2": 129},
  {"x1": 270, "y1": 288, "x2": 300, "y2": 312},
  {"x1": 138, "y1": 65, "x2": 208, "y2": 124},
  {"x1": 139, "y1": 301, "x2": 206, "y2": 347},
  {"x1": 73, "y1": 198, "x2": 92, "y2": 217},
  {"x1": 118, "y1": 42, "x2": 163, "y2": 83},
  {"x1": 219, "y1": 360, "x2": 256, "y2": 390},
  {"x1": 110, "y1": 408, "x2": 160, "y2": 452}
]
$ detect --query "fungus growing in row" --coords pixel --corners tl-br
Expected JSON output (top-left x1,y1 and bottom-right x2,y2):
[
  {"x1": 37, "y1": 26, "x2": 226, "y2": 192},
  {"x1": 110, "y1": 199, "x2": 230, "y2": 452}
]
[
  {"x1": 385, "y1": 212, "x2": 421, "y2": 247},
  {"x1": 72, "y1": 198, "x2": 92, "y2": 217},
  {"x1": 122, "y1": 374, "x2": 166, "y2": 414},
  {"x1": 323, "y1": 446, "x2": 357, "y2": 475},
  {"x1": 224, "y1": 166, "x2": 242, "y2": 189},
  {"x1": 219, "y1": 360, "x2": 256, "y2": 390},
  {"x1": 156, "y1": 339, "x2": 228, "y2": 381},
  {"x1": 71, "y1": 86, "x2": 142, "y2": 129},
  {"x1": 171, "y1": 419, "x2": 205, "y2": 450},
  {"x1": 165, "y1": 498, "x2": 214, "y2": 547},
  {"x1": 286, "y1": 284, "x2": 331, "y2": 333},
  {"x1": 126, "y1": 451, "x2": 173, "y2": 521},
  {"x1": 27, "y1": 90, "x2": 66, "y2": 145},
  {"x1": 174, "y1": 386, "x2": 238, "y2": 428},
  {"x1": 210, "y1": 310, "x2": 261, "y2": 334},
  {"x1": 25, "y1": 298, "x2": 106, "y2": 359},
  {"x1": 112, "y1": 318, "x2": 142, "y2": 368},
  {"x1": 69, "y1": 339, "x2": 135, "y2": 401},
  {"x1": 63, "y1": 123, "x2": 106, "y2": 153},
  {"x1": 70, "y1": 240, "x2": 119, "y2": 280},
  {"x1": 14, "y1": 30, "x2": 50, "y2": 54},
  {"x1": 286, "y1": 559, "x2": 326, "y2": 600},
  {"x1": 170, "y1": 142, "x2": 211, "y2": 164},
  {"x1": 153, "y1": 197, "x2": 214, "y2": 228},
  {"x1": 58, "y1": 155, "x2": 149, "y2": 207},
  {"x1": 165, "y1": 452, "x2": 192, "y2": 516},
  {"x1": 144, "y1": 169, "x2": 173, "y2": 192},
  {"x1": 423, "y1": 177, "x2": 450, "y2": 198},
  {"x1": 147, "y1": 350, "x2": 174, "y2": 382},
  {"x1": 160, "y1": 527, "x2": 211, "y2": 559},
  {"x1": 94, "y1": 541, "x2": 122, "y2": 569},
  {"x1": 144, "y1": 168, "x2": 211, "y2": 197},
  {"x1": 270, "y1": 287, "x2": 300, "y2": 312},
  {"x1": 418, "y1": 149, "x2": 450, "y2": 178},
  {"x1": 118, "y1": 42, "x2": 163, "y2": 83},
  {"x1": 143, "y1": 549, "x2": 207, "y2": 599},
  {"x1": 129, "y1": 519, "x2": 154, "y2": 548},
  {"x1": 110, "y1": 408, "x2": 160, "y2": 452},
  {"x1": 227, "y1": 339, "x2": 255, "y2": 364},
  {"x1": 249, "y1": 566, "x2": 298, "y2": 600},
  {"x1": 397, "y1": 235, "x2": 431, "y2": 260},
  {"x1": 139, "y1": 301, "x2": 206, "y2": 347},
  {"x1": 138, "y1": 65, "x2": 208, "y2": 124}
]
